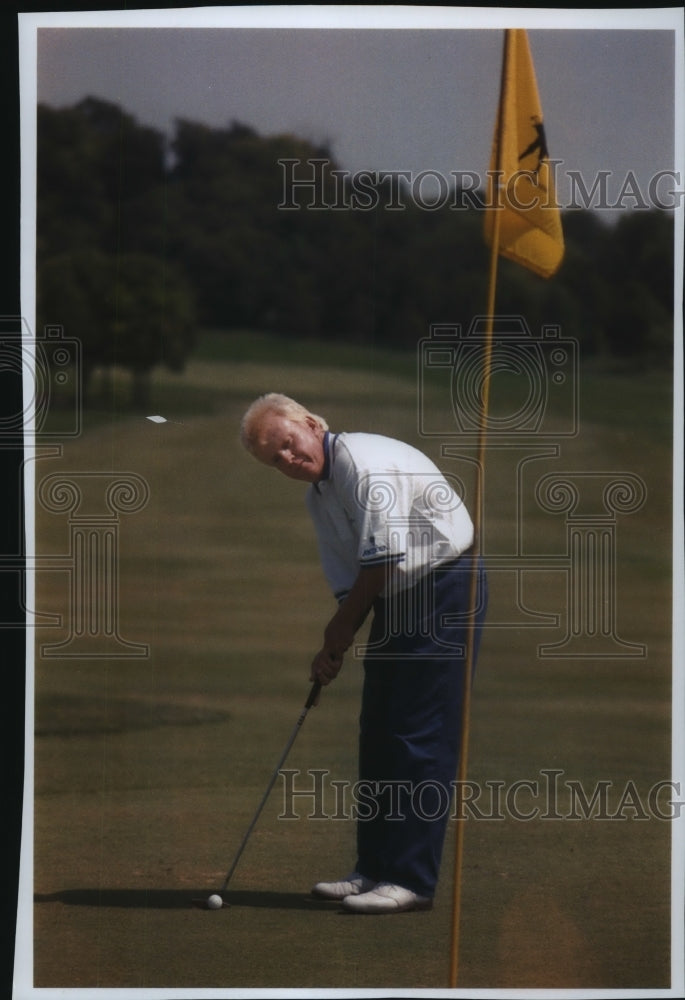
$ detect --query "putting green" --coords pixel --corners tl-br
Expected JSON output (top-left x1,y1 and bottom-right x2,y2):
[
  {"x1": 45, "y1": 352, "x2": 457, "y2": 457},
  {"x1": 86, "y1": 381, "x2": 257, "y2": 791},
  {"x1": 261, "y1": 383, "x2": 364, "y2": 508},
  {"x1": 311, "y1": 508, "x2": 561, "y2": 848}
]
[{"x1": 28, "y1": 337, "x2": 673, "y2": 989}]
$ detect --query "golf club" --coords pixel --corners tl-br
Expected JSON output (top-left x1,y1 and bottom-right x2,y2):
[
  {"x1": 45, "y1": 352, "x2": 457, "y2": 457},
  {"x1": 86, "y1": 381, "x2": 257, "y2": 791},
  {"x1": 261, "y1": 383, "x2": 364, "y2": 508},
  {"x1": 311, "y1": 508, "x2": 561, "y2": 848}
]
[{"x1": 194, "y1": 678, "x2": 322, "y2": 910}]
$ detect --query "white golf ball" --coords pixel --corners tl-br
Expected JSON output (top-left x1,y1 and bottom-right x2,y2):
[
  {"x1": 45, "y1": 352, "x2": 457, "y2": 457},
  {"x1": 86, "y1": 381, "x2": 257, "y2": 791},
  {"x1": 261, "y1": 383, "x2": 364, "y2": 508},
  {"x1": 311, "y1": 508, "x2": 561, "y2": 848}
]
[{"x1": 207, "y1": 894, "x2": 223, "y2": 910}]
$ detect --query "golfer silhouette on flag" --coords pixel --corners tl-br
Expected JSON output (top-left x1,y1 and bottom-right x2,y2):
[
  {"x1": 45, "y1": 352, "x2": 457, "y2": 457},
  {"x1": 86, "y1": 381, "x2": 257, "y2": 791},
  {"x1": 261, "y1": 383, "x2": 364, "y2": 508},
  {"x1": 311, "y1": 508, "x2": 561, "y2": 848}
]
[{"x1": 518, "y1": 115, "x2": 549, "y2": 173}]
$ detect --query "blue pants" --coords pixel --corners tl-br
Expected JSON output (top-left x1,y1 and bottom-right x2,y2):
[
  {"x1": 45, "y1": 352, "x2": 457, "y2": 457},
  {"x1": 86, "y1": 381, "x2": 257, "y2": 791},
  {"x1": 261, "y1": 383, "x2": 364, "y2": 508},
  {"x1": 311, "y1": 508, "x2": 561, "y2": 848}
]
[{"x1": 355, "y1": 554, "x2": 487, "y2": 898}]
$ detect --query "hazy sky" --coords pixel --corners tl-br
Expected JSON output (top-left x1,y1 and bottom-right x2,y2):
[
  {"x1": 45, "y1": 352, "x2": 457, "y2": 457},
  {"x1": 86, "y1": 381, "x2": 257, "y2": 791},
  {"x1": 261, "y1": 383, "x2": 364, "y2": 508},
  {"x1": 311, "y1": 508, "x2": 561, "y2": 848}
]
[{"x1": 24, "y1": 6, "x2": 683, "y2": 214}]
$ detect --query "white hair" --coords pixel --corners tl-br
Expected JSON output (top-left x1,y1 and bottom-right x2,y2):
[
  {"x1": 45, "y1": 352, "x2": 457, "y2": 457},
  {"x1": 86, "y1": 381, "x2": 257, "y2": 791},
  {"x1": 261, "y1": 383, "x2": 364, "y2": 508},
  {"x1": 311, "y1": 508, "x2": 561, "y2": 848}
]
[{"x1": 240, "y1": 393, "x2": 328, "y2": 454}]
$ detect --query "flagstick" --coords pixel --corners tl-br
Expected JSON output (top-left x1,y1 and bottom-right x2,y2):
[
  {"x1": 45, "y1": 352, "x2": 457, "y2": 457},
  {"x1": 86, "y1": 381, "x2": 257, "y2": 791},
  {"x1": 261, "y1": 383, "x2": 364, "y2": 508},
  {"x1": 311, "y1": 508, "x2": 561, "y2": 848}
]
[{"x1": 448, "y1": 29, "x2": 510, "y2": 989}]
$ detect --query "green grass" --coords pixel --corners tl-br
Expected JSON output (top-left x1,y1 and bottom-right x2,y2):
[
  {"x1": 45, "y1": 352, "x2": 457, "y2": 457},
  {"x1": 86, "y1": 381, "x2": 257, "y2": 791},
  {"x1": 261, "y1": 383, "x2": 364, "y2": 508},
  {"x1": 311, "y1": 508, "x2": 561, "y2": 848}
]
[
  {"x1": 29, "y1": 332, "x2": 675, "y2": 990},
  {"x1": 195, "y1": 327, "x2": 420, "y2": 378}
]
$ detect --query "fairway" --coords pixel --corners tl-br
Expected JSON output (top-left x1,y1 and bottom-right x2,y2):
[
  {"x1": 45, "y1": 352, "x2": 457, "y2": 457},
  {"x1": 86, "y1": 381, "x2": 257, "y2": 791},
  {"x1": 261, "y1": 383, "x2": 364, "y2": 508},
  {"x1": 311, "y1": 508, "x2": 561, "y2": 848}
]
[{"x1": 27, "y1": 336, "x2": 673, "y2": 991}]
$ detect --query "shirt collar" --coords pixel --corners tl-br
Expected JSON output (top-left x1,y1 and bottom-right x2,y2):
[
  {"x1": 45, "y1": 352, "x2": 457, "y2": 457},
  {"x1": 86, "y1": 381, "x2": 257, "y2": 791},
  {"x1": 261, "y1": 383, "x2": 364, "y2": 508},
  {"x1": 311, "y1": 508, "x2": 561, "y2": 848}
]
[{"x1": 315, "y1": 431, "x2": 335, "y2": 491}]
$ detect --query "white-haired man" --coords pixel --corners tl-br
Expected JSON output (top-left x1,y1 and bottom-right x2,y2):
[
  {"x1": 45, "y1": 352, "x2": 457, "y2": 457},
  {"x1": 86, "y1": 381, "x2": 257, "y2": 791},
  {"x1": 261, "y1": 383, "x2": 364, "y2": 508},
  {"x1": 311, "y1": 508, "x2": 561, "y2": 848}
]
[{"x1": 240, "y1": 393, "x2": 487, "y2": 913}]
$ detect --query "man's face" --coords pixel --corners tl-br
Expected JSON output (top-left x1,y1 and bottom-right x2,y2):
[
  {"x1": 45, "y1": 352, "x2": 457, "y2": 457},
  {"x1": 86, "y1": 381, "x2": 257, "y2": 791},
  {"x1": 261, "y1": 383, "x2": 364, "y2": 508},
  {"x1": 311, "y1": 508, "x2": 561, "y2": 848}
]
[{"x1": 252, "y1": 413, "x2": 326, "y2": 483}]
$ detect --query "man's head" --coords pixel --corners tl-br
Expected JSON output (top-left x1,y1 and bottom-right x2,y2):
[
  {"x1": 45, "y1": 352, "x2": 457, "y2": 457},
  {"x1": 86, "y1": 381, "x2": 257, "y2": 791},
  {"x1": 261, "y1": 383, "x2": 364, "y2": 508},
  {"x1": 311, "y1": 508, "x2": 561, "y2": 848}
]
[{"x1": 240, "y1": 393, "x2": 329, "y2": 483}]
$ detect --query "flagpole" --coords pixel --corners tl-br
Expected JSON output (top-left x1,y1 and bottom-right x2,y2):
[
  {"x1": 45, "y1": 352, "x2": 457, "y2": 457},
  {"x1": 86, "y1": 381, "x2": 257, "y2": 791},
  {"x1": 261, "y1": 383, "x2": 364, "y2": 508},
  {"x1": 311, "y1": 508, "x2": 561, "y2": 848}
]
[{"x1": 448, "y1": 28, "x2": 510, "y2": 989}]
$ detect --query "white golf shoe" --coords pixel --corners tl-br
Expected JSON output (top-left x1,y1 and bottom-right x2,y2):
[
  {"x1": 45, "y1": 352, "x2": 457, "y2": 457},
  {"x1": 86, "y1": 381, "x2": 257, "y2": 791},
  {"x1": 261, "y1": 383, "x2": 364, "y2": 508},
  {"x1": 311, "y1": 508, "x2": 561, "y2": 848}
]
[
  {"x1": 341, "y1": 881, "x2": 433, "y2": 914},
  {"x1": 311, "y1": 872, "x2": 377, "y2": 900}
]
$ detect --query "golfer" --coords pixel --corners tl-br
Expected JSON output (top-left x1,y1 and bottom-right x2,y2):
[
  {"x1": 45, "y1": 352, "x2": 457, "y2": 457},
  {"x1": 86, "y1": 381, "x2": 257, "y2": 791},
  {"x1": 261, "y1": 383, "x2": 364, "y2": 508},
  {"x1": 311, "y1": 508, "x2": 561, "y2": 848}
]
[{"x1": 240, "y1": 393, "x2": 487, "y2": 914}]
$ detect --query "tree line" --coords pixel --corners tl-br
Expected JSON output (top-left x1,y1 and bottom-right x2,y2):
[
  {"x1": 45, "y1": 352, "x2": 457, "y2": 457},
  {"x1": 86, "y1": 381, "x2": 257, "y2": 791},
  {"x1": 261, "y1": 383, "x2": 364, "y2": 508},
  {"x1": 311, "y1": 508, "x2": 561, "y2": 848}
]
[{"x1": 36, "y1": 97, "x2": 675, "y2": 405}]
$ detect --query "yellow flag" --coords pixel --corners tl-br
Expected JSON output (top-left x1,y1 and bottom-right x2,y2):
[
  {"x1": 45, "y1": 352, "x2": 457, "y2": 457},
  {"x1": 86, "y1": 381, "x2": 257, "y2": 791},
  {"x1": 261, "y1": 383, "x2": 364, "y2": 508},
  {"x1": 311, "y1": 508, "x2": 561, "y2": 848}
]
[{"x1": 484, "y1": 29, "x2": 564, "y2": 278}]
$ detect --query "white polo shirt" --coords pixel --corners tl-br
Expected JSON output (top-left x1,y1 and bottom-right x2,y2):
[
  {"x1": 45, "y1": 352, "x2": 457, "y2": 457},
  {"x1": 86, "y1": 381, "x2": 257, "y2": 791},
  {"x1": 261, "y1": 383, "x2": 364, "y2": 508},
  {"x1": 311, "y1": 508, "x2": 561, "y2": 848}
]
[{"x1": 305, "y1": 432, "x2": 474, "y2": 601}]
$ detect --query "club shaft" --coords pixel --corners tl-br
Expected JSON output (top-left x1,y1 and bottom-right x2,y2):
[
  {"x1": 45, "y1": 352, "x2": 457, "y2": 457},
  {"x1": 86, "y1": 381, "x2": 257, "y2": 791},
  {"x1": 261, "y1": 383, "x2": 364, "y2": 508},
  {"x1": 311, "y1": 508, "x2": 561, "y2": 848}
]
[{"x1": 220, "y1": 680, "x2": 321, "y2": 892}]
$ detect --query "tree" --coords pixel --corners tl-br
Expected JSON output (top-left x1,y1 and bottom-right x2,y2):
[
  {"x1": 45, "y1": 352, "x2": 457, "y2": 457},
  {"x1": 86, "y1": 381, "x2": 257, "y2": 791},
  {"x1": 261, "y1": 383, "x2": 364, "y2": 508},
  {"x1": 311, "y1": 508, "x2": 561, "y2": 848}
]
[
  {"x1": 598, "y1": 211, "x2": 674, "y2": 361},
  {"x1": 37, "y1": 99, "x2": 675, "y2": 371},
  {"x1": 38, "y1": 99, "x2": 195, "y2": 406},
  {"x1": 37, "y1": 98, "x2": 167, "y2": 260},
  {"x1": 38, "y1": 249, "x2": 196, "y2": 407}
]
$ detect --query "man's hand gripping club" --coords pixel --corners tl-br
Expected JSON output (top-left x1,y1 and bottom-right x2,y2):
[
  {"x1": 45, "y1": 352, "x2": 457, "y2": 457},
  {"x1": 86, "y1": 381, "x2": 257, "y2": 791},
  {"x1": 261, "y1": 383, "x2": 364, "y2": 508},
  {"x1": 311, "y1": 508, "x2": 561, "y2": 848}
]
[{"x1": 310, "y1": 563, "x2": 390, "y2": 689}]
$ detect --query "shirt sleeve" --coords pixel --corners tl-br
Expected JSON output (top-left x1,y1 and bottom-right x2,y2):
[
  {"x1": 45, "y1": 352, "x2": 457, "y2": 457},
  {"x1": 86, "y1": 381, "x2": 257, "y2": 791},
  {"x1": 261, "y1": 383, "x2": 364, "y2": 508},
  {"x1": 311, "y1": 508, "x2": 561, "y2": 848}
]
[
  {"x1": 353, "y1": 470, "x2": 408, "y2": 571},
  {"x1": 309, "y1": 433, "x2": 474, "y2": 599},
  {"x1": 335, "y1": 435, "x2": 474, "y2": 589},
  {"x1": 333, "y1": 439, "x2": 407, "y2": 572}
]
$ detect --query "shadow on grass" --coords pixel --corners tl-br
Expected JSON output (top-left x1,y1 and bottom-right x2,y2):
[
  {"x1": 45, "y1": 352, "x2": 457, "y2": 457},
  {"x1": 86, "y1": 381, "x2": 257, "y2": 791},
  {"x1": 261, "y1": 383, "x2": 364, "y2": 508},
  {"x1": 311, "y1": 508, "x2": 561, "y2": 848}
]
[{"x1": 34, "y1": 888, "x2": 334, "y2": 912}]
